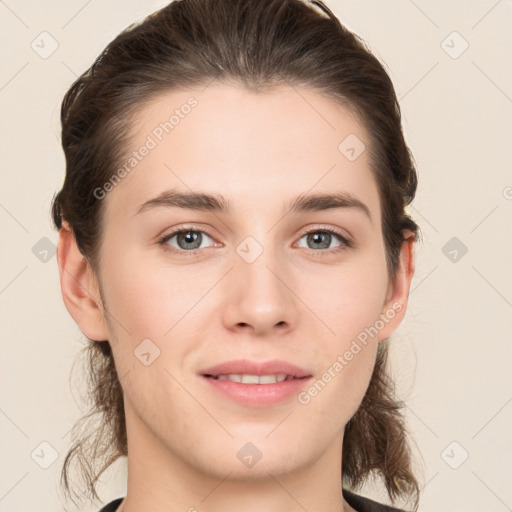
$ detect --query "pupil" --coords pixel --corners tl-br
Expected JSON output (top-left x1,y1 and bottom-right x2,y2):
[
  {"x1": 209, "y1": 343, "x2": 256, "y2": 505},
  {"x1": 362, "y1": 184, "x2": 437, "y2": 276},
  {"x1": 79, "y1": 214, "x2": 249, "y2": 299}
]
[
  {"x1": 309, "y1": 232, "x2": 330, "y2": 249},
  {"x1": 180, "y1": 230, "x2": 200, "y2": 249}
]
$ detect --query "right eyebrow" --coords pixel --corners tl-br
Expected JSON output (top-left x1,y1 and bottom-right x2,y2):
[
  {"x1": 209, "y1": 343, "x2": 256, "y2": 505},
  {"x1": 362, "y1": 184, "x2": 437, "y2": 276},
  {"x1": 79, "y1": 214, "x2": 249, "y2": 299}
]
[{"x1": 134, "y1": 189, "x2": 231, "y2": 216}]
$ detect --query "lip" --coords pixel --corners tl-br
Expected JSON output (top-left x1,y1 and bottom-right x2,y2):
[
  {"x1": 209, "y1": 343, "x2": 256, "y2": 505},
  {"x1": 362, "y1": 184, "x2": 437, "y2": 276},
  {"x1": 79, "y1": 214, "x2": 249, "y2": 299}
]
[
  {"x1": 200, "y1": 359, "x2": 311, "y2": 378},
  {"x1": 199, "y1": 359, "x2": 313, "y2": 407}
]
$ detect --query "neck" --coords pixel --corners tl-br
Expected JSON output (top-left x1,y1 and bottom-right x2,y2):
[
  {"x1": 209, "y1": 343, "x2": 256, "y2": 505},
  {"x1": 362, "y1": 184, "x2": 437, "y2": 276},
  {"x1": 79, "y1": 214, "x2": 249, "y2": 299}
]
[{"x1": 118, "y1": 404, "x2": 355, "y2": 512}]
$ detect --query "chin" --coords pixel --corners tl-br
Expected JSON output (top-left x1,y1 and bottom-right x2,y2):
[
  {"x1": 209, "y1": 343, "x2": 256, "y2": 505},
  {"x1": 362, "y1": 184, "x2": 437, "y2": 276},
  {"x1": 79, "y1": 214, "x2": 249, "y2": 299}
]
[{"x1": 186, "y1": 434, "x2": 316, "y2": 481}]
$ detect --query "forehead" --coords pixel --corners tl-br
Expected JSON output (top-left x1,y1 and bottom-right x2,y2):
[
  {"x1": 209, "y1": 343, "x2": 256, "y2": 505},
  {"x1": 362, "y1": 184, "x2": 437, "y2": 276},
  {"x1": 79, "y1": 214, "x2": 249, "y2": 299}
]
[{"x1": 102, "y1": 83, "x2": 381, "y2": 222}]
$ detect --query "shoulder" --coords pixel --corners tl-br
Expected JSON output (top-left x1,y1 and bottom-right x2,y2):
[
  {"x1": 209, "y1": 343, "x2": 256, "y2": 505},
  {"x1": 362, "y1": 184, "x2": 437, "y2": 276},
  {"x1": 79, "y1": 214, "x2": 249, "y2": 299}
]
[
  {"x1": 99, "y1": 497, "x2": 124, "y2": 512},
  {"x1": 343, "y1": 489, "x2": 408, "y2": 512}
]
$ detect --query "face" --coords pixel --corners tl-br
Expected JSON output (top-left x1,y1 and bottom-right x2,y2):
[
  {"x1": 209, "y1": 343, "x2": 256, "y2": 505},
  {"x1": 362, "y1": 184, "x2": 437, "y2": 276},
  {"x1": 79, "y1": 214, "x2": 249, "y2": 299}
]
[{"x1": 77, "y1": 84, "x2": 409, "y2": 482}]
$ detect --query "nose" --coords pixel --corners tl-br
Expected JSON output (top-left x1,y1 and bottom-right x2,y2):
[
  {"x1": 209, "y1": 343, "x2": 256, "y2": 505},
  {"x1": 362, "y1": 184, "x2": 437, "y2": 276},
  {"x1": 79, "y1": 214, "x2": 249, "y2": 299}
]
[{"x1": 221, "y1": 244, "x2": 298, "y2": 336}]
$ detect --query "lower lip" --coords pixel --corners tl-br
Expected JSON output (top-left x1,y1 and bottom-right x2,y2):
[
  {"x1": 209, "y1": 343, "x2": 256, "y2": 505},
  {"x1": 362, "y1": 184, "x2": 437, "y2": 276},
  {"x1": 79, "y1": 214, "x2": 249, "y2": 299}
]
[{"x1": 200, "y1": 375, "x2": 313, "y2": 407}]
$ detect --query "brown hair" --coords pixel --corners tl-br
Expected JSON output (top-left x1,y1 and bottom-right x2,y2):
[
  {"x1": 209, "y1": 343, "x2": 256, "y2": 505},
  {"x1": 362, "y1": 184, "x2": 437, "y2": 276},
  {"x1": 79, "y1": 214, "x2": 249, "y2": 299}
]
[{"x1": 51, "y1": 0, "x2": 421, "y2": 509}]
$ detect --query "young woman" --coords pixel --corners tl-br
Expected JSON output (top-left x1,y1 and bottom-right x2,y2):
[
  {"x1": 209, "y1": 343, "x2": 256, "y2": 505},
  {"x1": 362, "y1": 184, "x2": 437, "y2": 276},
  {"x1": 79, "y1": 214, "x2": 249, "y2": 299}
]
[{"x1": 52, "y1": 0, "x2": 421, "y2": 511}]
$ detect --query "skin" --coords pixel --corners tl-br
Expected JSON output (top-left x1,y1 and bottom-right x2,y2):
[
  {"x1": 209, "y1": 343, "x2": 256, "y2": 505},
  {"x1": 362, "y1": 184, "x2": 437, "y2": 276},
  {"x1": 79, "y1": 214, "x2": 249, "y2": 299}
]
[{"x1": 57, "y1": 84, "x2": 415, "y2": 512}]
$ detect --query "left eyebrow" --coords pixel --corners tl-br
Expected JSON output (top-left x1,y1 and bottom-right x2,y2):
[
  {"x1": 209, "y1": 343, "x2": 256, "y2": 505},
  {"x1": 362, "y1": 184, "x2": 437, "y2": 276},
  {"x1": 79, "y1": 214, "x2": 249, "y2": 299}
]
[
  {"x1": 288, "y1": 192, "x2": 372, "y2": 223},
  {"x1": 134, "y1": 188, "x2": 372, "y2": 223}
]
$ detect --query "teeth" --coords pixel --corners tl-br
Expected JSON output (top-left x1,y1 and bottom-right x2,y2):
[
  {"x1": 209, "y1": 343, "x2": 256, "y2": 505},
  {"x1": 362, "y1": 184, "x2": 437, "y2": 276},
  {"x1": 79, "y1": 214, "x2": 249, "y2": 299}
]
[
  {"x1": 241, "y1": 374, "x2": 259, "y2": 384},
  {"x1": 212, "y1": 374, "x2": 290, "y2": 384}
]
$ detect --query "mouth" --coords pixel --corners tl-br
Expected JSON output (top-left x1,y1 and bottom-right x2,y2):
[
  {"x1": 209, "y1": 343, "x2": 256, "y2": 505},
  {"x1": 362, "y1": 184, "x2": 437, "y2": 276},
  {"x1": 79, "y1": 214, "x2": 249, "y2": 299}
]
[
  {"x1": 203, "y1": 373, "x2": 308, "y2": 384},
  {"x1": 200, "y1": 358, "x2": 311, "y2": 379},
  {"x1": 199, "y1": 359, "x2": 313, "y2": 407}
]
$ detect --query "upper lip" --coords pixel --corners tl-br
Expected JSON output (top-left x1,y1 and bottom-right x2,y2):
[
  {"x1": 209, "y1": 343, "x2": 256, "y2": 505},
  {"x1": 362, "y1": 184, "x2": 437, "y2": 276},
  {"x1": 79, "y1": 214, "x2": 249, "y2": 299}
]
[{"x1": 201, "y1": 359, "x2": 311, "y2": 378}]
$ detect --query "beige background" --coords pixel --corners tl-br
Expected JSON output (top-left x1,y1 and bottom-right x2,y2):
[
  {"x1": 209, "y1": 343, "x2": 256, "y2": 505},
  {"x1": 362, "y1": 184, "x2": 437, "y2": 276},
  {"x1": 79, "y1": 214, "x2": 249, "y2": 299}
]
[{"x1": 1, "y1": 1, "x2": 511, "y2": 511}]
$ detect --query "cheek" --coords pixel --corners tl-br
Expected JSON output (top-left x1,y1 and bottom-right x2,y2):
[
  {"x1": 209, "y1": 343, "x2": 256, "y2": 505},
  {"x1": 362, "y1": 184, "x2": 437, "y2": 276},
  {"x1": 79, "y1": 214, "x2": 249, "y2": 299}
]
[
  {"x1": 101, "y1": 251, "x2": 186, "y2": 337},
  {"x1": 299, "y1": 253, "x2": 389, "y2": 343},
  {"x1": 295, "y1": 252, "x2": 388, "y2": 404},
  {"x1": 296, "y1": 279, "x2": 383, "y2": 429}
]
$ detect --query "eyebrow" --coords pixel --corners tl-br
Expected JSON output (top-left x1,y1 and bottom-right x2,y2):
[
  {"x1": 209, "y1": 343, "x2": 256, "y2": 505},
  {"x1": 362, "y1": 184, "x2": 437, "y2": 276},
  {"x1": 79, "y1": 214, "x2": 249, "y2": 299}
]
[{"x1": 135, "y1": 188, "x2": 372, "y2": 222}]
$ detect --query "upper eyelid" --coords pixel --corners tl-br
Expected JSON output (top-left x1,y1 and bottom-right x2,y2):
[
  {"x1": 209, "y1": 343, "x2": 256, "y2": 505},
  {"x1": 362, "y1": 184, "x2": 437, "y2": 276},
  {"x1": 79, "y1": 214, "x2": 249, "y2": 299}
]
[
  {"x1": 297, "y1": 224, "x2": 351, "y2": 239},
  {"x1": 160, "y1": 224, "x2": 352, "y2": 246}
]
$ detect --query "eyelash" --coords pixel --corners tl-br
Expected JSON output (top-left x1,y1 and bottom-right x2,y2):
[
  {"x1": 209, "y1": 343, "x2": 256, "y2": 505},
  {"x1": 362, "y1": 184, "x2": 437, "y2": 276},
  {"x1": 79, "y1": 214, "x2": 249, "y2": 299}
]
[{"x1": 157, "y1": 225, "x2": 353, "y2": 257}]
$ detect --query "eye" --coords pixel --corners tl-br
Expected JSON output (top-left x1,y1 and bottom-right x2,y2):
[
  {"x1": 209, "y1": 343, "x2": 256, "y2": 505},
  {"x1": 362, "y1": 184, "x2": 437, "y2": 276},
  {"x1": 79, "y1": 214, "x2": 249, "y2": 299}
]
[
  {"x1": 296, "y1": 227, "x2": 352, "y2": 254},
  {"x1": 159, "y1": 227, "x2": 216, "y2": 255},
  {"x1": 158, "y1": 225, "x2": 353, "y2": 256}
]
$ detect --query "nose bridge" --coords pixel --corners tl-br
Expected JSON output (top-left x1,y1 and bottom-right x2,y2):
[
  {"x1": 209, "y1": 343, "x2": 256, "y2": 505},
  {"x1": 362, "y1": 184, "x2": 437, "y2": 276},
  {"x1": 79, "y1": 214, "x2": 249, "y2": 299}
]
[
  {"x1": 232, "y1": 210, "x2": 281, "y2": 280},
  {"x1": 236, "y1": 231, "x2": 286, "y2": 298}
]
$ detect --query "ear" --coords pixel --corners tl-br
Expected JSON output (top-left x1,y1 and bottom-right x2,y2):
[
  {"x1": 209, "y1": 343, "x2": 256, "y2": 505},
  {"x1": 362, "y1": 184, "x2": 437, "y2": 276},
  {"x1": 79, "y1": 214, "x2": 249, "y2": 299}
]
[
  {"x1": 376, "y1": 230, "x2": 416, "y2": 342},
  {"x1": 56, "y1": 221, "x2": 109, "y2": 342}
]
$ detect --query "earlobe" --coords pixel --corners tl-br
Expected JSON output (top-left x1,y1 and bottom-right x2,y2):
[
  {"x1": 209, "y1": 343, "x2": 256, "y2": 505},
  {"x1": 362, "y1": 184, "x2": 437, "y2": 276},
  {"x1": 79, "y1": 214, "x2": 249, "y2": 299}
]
[
  {"x1": 377, "y1": 231, "x2": 416, "y2": 342},
  {"x1": 57, "y1": 221, "x2": 109, "y2": 342}
]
